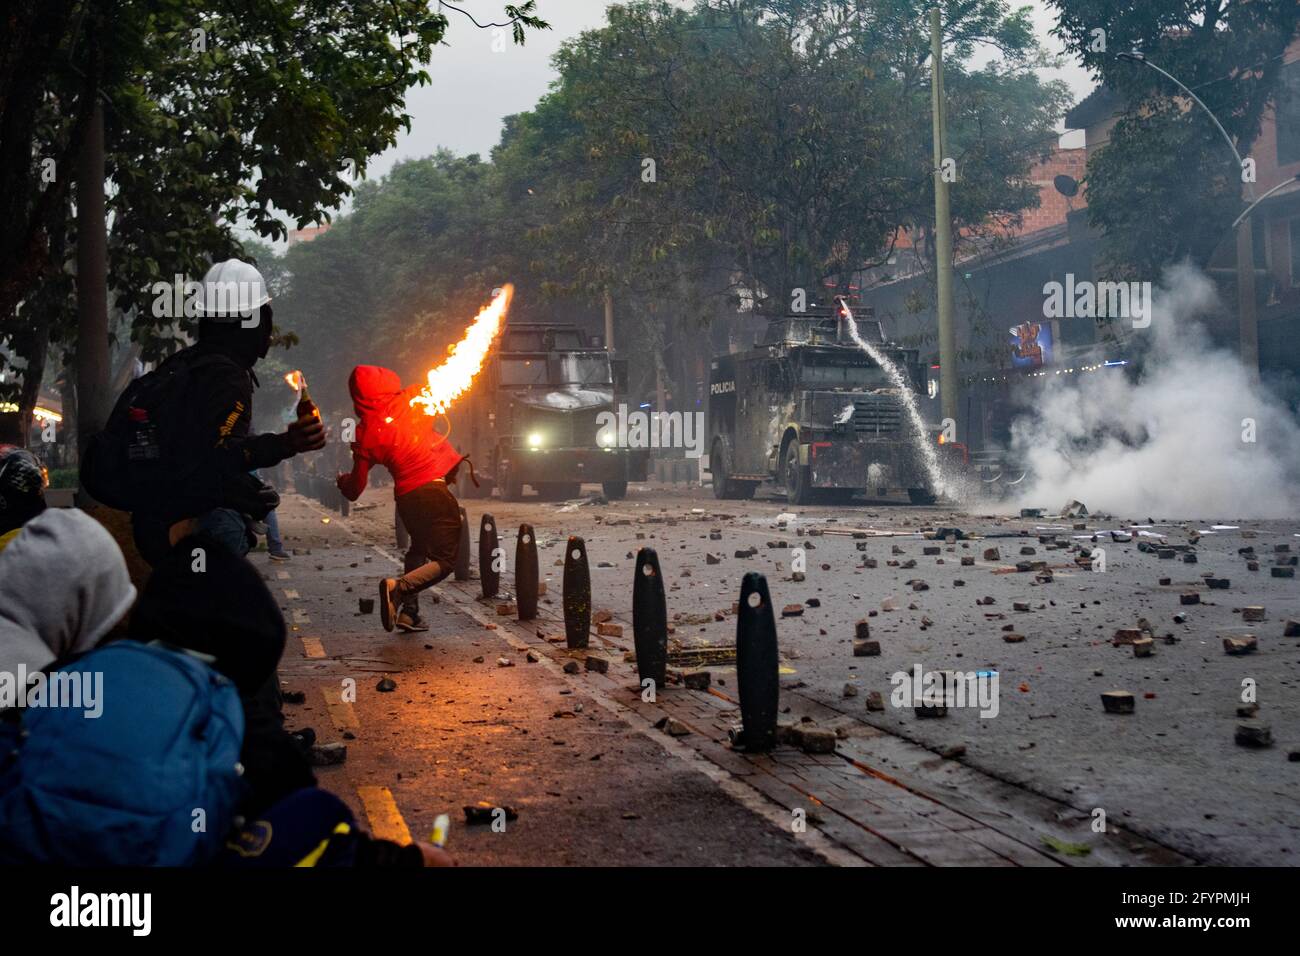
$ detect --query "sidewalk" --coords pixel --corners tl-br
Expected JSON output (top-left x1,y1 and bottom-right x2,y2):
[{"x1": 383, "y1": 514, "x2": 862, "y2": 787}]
[{"x1": 265, "y1": 492, "x2": 825, "y2": 866}]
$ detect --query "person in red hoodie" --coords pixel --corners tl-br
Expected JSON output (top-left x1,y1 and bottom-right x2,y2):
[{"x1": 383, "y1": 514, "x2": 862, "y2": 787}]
[{"x1": 337, "y1": 366, "x2": 468, "y2": 632}]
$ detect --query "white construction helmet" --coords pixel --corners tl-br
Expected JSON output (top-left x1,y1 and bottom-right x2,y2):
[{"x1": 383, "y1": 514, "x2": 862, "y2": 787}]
[{"x1": 198, "y1": 258, "x2": 271, "y2": 320}]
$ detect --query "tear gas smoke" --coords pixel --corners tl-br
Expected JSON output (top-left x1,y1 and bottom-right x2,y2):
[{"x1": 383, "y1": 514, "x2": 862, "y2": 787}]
[{"x1": 1006, "y1": 263, "x2": 1300, "y2": 518}]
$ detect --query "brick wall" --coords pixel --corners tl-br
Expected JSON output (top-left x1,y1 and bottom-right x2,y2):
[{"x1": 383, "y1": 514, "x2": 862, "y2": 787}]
[{"x1": 891, "y1": 146, "x2": 1088, "y2": 251}]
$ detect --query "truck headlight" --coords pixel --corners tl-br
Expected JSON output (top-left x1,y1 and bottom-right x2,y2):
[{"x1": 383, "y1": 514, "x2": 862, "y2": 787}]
[{"x1": 527, "y1": 432, "x2": 543, "y2": 448}]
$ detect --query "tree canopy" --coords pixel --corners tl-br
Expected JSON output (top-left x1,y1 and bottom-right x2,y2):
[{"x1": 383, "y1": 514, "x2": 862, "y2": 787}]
[
  {"x1": 0, "y1": 0, "x2": 548, "y2": 426},
  {"x1": 274, "y1": 0, "x2": 1071, "y2": 406},
  {"x1": 1045, "y1": 0, "x2": 1300, "y2": 279}
]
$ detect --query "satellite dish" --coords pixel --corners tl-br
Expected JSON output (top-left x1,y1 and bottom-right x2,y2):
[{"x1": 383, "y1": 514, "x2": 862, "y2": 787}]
[{"x1": 1053, "y1": 175, "x2": 1080, "y2": 198}]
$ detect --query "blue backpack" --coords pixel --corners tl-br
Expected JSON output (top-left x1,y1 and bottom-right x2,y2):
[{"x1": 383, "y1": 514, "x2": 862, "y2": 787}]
[{"x1": 0, "y1": 641, "x2": 245, "y2": 866}]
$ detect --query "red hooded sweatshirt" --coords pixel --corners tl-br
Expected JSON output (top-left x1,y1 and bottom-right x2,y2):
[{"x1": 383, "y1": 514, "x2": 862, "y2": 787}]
[{"x1": 336, "y1": 366, "x2": 462, "y2": 500}]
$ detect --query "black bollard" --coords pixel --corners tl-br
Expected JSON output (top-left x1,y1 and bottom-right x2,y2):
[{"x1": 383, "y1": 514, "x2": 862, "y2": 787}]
[
  {"x1": 515, "y1": 523, "x2": 539, "y2": 620},
  {"x1": 454, "y1": 507, "x2": 471, "y2": 581},
  {"x1": 632, "y1": 547, "x2": 668, "y2": 692},
  {"x1": 562, "y1": 535, "x2": 591, "y2": 650},
  {"x1": 479, "y1": 513, "x2": 499, "y2": 599},
  {"x1": 735, "y1": 572, "x2": 779, "y2": 752}
]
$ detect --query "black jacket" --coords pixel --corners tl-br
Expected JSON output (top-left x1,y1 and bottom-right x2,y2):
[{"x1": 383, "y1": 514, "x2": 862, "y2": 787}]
[
  {"x1": 129, "y1": 343, "x2": 292, "y2": 540},
  {"x1": 181, "y1": 341, "x2": 294, "y2": 474}
]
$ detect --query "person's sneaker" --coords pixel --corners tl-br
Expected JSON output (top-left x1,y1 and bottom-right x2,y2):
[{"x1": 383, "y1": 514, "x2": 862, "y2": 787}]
[
  {"x1": 268, "y1": 550, "x2": 291, "y2": 562},
  {"x1": 379, "y1": 578, "x2": 398, "y2": 632},
  {"x1": 395, "y1": 611, "x2": 429, "y2": 633}
]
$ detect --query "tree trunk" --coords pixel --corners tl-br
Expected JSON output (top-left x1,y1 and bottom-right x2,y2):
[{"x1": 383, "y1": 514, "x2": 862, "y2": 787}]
[
  {"x1": 60, "y1": 372, "x2": 78, "y2": 468},
  {"x1": 15, "y1": 311, "x2": 52, "y2": 448},
  {"x1": 75, "y1": 100, "x2": 109, "y2": 464},
  {"x1": 0, "y1": 0, "x2": 86, "y2": 324}
]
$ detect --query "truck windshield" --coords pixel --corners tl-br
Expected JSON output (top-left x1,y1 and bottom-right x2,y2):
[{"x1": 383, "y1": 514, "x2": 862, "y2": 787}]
[
  {"x1": 498, "y1": 353, "x2": 612, "y2": 386},
  {"x1": 797, "y1": 361, "x2": 891, "y2": 389},
  {"x1": 499, "y1": 357, "x2": 549, "y2": 386},
  {"x1": 559, "y1": 353, "x2": 612, "y2": 385}
]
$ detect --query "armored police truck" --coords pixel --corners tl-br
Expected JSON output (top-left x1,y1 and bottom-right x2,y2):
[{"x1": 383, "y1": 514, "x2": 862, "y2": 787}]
[
  {"x1": 707, "y1": 306, "x2": 936, "y2": 505},
  {"x1": 446, "y1": 322, "x2": 648, "y2": 501}
]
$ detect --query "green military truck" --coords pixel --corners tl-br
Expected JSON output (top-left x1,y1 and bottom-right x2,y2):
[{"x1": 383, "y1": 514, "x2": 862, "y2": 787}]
[
  {"x1": 707, "y1": 306, "x2": 937, "y2": 505},
  {"x1": 446, "y1": 322, "x2": 648, "y2": 501}
]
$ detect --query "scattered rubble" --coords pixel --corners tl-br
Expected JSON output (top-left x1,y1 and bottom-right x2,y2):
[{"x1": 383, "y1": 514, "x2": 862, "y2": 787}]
[
  {"x1": 310, "y1": 743, "x2": 347, "y2": 766},
  {"x1": 1101, "y1": 691, "x2": 1135, "y2": 715},
  {"x1": 1223, "y1": 635, "x2": 1258, "y2": 655},
  {"x1": 1234, "y1": 721, "x2": 1273, "y2": 748}
]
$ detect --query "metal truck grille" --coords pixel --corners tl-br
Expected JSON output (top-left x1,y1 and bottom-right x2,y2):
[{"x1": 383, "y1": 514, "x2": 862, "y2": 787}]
[
  {"x1": 852, "y1": 398, "x2": 903, "y2": 437},
  {"x1": 525, "y1": 407, "x2": 603, "y2": 446}
]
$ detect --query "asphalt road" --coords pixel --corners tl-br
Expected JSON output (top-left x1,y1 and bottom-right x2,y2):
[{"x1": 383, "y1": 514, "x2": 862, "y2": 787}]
[{"x1": 268, "y1": 478, "x2": 1300, "y2": 866}]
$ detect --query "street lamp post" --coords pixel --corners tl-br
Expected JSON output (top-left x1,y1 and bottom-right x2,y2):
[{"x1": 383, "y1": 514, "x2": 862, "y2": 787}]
[
  {"x1": 1232, "y1": 173, "x2": 1300, "y2": 231},
  {"x1": 930, "y1": 8, "x2": 958, "y2": 434},
  {"x1": 1117, "y1": 50, "x2": 1260, "y2": 377}
]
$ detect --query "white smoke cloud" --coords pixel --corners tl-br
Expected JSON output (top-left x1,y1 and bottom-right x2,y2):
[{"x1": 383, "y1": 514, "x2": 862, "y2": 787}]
[{"x1": 1005, "y1": 263, "x2": 1300, "y2": 519}]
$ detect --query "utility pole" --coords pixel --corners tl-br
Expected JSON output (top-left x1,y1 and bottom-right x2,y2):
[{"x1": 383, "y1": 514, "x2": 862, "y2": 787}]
[
  {"x1": 930, "y1": 8, "x2": 958, "y2": 430},
  {"x1": 603, "y1": 287, "x2": 615, "y2": 351},
  {"x1": 1236, "y1": 224, "x2": 1258, "y2": 378}
]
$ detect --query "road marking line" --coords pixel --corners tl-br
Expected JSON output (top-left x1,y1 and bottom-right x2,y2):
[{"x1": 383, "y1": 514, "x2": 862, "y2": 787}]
[
  {"x1": 321, "y1": 686, "x2": 359, "y2": 731},
  {"x1": 293, "y1": 608, "x2": 311, "y2": 625},
  {"x1": 301, "y1": 636, "x2": 326, "y2": 659},
  {"x1": 276, "y1": 570, "x2": 291, "y2": 580},
  {"x1": 357, "y1": 786, "x2": 412, "y2": 844},
  {"x1": 284, "y1": 588, "x2": 300, "y2": 600}
]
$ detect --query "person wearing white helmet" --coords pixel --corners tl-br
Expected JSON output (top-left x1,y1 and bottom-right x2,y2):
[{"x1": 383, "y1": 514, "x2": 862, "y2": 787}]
[{"x1": 127, "y1": 258, "x2": 327, "y2": 565}]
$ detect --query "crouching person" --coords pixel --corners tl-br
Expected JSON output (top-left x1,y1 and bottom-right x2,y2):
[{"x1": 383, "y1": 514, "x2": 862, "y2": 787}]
[
  {"x1": 0, "y1": 445, "x2": 47, "y2": 552},
  {"x1": 0, "y1": 509, "x2": 135, "y2": 680},
  {"x1": 0, "y1": 514, "x2": 247, "y2": 866},
  {"x1": 129, "y1": 531, "x2": 316, "y2": 818}
]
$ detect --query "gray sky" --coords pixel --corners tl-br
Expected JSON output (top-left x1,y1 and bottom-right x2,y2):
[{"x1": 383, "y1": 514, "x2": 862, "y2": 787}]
[
  {"x1": 364, "y1": 0, "x2": 1095, "y2": 181},
  {"x1": 254, "y1": 0, "x2": 1093, "y2": 240}
]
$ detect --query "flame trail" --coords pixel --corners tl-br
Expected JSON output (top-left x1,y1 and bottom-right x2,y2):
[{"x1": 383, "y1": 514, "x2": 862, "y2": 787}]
[{"x1": 410, "y1": 285, "x2": 514, "y2": 415}]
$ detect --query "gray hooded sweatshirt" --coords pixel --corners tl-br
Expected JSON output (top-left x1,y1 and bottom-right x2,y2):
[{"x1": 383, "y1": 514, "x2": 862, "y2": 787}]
[{"x1": 0, "y1": 509, "x2": 137, "y2": 677}]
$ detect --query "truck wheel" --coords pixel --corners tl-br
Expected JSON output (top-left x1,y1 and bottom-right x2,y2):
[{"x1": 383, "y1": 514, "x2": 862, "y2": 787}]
[
  {"x1": 499, "y1": 465, "x2": 525, "y2": 501},
  {"x1": 907, "y1": 487, "x2": 937, "y2": 505},
  {"x1": 711, "y1": 443, "x2": 754, "y2": 500},
  {"x1": 601, "y1": 480, "x2": 628, "y2": 500},
  {"x1": 783, "y1": 440, "x2": 812, "y2": 505}
]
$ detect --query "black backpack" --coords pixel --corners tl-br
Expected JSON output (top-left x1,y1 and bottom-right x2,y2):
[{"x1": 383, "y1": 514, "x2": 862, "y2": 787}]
[{"x1": 82, "y1": 349, "x2": 238, "y2": 514}]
